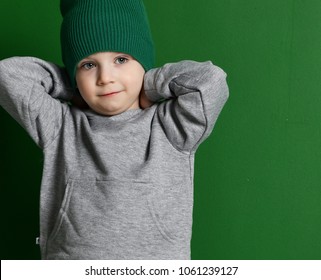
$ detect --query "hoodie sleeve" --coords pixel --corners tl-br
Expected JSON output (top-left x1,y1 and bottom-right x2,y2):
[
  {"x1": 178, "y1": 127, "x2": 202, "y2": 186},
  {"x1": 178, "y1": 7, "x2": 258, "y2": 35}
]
[
  {"x1": 0, "y1": 56, "x2": 74, "y2": 149},
  {"x1": 144, "y1": 60, "x2": 229, "y2": 153}
]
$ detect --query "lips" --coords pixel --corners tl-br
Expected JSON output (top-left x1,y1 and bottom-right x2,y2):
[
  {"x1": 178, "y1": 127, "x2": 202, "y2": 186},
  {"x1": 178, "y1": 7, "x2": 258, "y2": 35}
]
[{"x1": 99, "y1": 91, "x2": 122, "y2": 97}]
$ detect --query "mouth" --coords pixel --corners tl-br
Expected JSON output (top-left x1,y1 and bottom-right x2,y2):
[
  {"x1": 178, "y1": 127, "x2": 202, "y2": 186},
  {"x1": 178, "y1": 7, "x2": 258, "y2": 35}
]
[{"x1": 99, "y1": 91, "x2": 122, "y2": 97}]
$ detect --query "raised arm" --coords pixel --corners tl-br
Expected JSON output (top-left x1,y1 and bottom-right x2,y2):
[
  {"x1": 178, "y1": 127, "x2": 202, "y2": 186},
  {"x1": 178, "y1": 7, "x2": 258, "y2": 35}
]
[
  {"x1": 0, "y1": 56, "x2": 74, "y2": 148},
  {"x1": 144, "y1": 60, "x2": 229, "y2": 152}
]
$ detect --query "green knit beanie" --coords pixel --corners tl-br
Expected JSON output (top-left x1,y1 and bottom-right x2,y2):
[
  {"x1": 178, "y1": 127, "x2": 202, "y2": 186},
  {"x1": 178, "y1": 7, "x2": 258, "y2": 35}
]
[{"x1": 60, "y1": 0, "x2": 155, "y2": 87}]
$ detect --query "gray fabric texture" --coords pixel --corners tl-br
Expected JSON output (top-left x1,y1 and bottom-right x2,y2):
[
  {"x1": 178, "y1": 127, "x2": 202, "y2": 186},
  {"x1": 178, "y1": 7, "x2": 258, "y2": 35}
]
[{"x1": 0, "y1": 57, "x2": 228, "y2": 259}]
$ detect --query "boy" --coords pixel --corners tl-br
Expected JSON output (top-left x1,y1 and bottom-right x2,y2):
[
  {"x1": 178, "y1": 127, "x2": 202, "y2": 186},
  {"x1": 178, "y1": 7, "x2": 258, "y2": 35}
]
[{"x1": 0, "y1": 0, "x2": 228, "y2": 259}]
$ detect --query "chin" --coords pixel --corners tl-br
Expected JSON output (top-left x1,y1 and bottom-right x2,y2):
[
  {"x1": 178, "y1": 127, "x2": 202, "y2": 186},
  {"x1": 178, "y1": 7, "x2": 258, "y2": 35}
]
[{"x1": 99, "y1": 108, "x2": 125, "y2": 116}]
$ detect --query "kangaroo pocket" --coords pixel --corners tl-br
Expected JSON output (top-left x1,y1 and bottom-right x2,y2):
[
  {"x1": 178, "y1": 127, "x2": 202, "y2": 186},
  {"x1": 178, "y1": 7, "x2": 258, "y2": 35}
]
[{"x1": 46, "y1": 178, "x2": 180, "y2": 259}]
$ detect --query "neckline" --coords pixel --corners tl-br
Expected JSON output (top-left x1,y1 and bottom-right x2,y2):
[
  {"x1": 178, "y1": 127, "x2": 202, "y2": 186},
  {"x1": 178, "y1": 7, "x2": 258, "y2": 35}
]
[{"x1": 84, "y1": 108, "x2": 144, "y2": 123}]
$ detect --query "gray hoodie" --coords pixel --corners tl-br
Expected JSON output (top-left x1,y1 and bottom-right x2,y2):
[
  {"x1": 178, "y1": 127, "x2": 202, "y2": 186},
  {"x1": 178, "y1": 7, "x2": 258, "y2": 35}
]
[{"x1": 0, "y1": 57, "x2": 228, "y2": 259}]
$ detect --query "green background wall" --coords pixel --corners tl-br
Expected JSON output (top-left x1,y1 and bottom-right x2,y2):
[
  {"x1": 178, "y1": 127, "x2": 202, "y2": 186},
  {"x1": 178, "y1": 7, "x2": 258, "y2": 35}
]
[{"x1": 1, "y1": 0, "x2": 320, "y2": 259}]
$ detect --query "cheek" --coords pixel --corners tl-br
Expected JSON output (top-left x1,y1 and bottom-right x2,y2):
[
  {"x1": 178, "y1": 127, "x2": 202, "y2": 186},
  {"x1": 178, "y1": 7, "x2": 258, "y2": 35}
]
[
  {"x1": 121, "y1": 63, "x2": 145, "y2": 90},
  {"x1": 76, "y1": 74, "x2": 91, "y2": 99},
  {"x1": 76, "y1": 84, "x2": 92, "y2": 103},
  {"x1": 128, "y1": 71, "x2": 145, "y2": 92},
  {"x1": 75, "y1": 81, "x2": 85, "y2": 95}
]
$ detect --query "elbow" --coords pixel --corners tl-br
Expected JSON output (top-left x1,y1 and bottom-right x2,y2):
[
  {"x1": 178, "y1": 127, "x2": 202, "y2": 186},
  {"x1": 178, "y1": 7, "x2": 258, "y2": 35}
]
[
  {"x1": 207, "y1": 63, "x2": 229, "y2": 104},
  {"x1": 220, "y1": 76, "x2": 229, "y2": 104},
  {"x1": 0, "y1": 57, "x2": 26, "y2": 80}
]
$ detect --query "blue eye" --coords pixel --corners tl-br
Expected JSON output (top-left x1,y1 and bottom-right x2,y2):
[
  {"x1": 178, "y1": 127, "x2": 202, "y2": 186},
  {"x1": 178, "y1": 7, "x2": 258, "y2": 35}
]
[
  {"x1": 115, "y1": 57, "x2": 128, "y2": 64},
  {"x1": 81, "y1": 62, "x2": 95, "y2": 70}
]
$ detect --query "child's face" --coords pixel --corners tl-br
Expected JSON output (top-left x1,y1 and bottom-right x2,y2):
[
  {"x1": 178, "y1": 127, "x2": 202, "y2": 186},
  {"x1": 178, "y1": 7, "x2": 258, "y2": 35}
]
[{"x1": 75, "y1": 52, "x2": 145, "y2": 116}]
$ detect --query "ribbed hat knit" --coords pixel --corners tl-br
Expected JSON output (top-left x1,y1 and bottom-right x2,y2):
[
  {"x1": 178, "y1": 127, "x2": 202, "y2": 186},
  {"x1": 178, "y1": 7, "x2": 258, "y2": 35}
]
[{"x1": 60, "y1": 0, "x2": 155, "y2": 87}]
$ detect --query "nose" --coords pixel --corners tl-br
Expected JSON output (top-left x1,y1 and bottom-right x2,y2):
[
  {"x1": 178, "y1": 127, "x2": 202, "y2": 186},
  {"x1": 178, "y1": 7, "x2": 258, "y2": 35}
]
[{"x1": 97, "y1": 65, "x2": 115, "y2": 86}]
